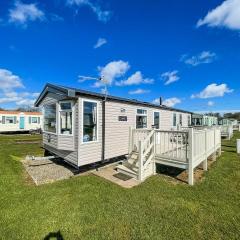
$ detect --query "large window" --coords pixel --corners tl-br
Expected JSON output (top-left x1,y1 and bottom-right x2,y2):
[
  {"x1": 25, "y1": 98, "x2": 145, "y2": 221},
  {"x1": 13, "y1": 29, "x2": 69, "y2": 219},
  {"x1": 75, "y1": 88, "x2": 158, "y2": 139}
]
[
  {"x1": 44, "y1": 104, "x2": 56, "y2": 133},
  {"x1": 179, "y1": 114, "x2": 182, "y2": 126},
  {"x1": 173, "y1": 113, "x2": 177, "y2": 127},
  {"x1": 153, "y1": 112, "x2": 160, "y2": 129},
  {"x1": 136, "y1": 109, "x2": 147, "y2": 129},
  {"x1": 59, "y1": 101, "x2": 73, "y2": 135},
  {"x1": 83, "y1": 101, "x2": 97, "y2": 142}
]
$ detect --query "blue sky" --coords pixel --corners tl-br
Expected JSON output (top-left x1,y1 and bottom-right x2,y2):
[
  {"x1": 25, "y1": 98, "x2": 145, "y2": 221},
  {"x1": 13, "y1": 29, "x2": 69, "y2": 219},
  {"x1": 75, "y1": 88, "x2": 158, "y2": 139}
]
[{"x1": 0, "y1": 0, "x2": 239, "y2": 112}]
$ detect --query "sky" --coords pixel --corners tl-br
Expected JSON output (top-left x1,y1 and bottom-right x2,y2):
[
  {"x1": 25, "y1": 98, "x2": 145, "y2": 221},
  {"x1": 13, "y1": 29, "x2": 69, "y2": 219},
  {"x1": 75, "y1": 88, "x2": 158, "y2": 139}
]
[{"x1": 0, "y1": 0, "x2": 240, "y2": 112}]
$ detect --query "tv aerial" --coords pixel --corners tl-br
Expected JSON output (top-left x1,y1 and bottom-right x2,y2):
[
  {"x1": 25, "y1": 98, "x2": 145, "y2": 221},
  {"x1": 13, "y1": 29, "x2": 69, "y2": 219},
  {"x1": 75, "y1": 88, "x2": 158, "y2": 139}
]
[{"x1": 78, "y1": 75, "x2": 108, "y2": 101}]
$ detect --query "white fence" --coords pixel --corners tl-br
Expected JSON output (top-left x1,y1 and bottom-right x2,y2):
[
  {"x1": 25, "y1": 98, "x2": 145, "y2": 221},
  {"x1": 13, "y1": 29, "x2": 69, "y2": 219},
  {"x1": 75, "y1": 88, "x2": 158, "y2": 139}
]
[
  {"x1": 220, "y1": 125, "x2": 233, "y2": 139},
  {"x1": 154, "y1": 130, "x2": 188, "y2": 163},
  {"x1": 129, "y1": 126, "x2": 221, "y2": 185},
  {"x1": 189, "y1": 127, "x2": 221, "y2": 169}
]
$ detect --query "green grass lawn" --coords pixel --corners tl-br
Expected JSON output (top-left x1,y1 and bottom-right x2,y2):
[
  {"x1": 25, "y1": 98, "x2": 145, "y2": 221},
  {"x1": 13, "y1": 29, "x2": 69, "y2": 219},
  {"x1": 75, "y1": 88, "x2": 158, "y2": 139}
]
[{"x1": 0, "y1": 133, "x2": 240, "y2": 240}]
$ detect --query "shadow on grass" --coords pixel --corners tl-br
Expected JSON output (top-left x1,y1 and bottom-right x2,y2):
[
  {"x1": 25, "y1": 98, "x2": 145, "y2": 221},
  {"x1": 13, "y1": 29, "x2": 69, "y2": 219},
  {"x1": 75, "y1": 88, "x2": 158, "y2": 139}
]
[
  {"x1": 156, "y1": 164, "x2": 187, "y2": 184},
  {"x1": 44, "y1": 230, "x2": 64, "y2": 240}
]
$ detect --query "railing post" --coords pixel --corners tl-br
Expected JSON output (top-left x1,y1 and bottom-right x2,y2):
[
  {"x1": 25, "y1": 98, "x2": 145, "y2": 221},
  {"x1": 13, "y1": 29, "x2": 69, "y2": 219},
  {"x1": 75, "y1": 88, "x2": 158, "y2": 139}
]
[
  {"x1": 203, "y1": 129, "x2": 208, "y2": 171},
  {"x1": 128, "y1": 126, "x2": 133, "y2": 154},
  {"x1": 152, "y1": 130, "x2": 156, "y2": 175},
  {"x1": 138, "y1": 141, "x2": 143, "y2": 181},
  {"x1": 188, "y1": 128, "x2": 194, "y2": 185}
]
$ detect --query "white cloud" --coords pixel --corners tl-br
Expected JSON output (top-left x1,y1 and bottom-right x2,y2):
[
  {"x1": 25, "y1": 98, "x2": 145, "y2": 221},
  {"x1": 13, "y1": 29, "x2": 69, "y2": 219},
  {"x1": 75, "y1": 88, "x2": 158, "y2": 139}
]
[
  {"x1": 9, "y1": 1, "x2": 45, "y2": 26},
  {"x1": 152, "y1": 97, "x2": 181, "y2": 108},
  {"x1": 94, "y1": 60, "x2": 130, "y2": 87},
  {"x1": 207, "y1": 101, "x2": 215, "y2": 106},
  {"x1": 181, "y1": 51, "x2": 217, "y2": 66},
  {"x1": 197, "y1": 0, "x2": 240, "y2": 30},
  {"x1": 67, "y1": 0, "x2": 112, "y2": 22},
  {"x1": 116, "y1": 71, "x2": 154, "y2": 86},
  {"x1": 16, "y1": 98, "x2": 36, "y2": 106},
  {"x1": 0, "y1": 69, "x2": 39, "y2": 107},
  {"x1": 191, "y1": 83, "x2": 233, "y2": 99},
  {"x1": 94, "y1": 38, "x2": 107, "y2": 49},
  {"x1": 128, "y1": 88, "x2": 150, "y2": 95},
  {"x1": 161, "y1": 70, "x2": 180, "y2": 85},
  {"x1": 0, "y1": 69, "x2": 24, "y2": 91}
]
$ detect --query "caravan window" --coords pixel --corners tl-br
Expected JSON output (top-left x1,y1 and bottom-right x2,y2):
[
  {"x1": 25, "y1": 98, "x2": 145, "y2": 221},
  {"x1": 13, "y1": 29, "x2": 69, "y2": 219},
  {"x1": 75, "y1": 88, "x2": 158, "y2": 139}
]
[
  {"x1": 179, "y1": 114, "x2": 182, "y2": 126},
  {"x1": 5, "y1": 116, "x2": 15, "y2": 124},
  {"x1": 44, "y1": 104, "x2": 56, "y2": 133},
  {"x1": 83, "y1": 101, "x2": 97, "y2": 142},
  {"x1": 173, "y1": 113, "x2": 177, "y2": 127},
  {"x1": 136, "y1": 109, "x2": 147, "y2": 129},
  {"x1": 59, "y1": 101, "x2": 73, "y2": 135},
  {"x1": 31, "y1": 117, "x2": 38, "y2": 123},
  {"x1": 153, "y1": 112, "x2": 160, "y2": 129}
]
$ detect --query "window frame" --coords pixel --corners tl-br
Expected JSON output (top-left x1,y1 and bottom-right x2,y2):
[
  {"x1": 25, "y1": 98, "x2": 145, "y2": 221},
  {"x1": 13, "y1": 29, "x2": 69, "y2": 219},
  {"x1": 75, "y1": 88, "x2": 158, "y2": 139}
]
[
  {"x1": 81, "y1": 99, "x2": 98, "y2": 144},
  {"x1": 136, "y1": 108, "x2": 148, "y2": 129},
  {"x1": 58, "y1": 100, "x2": 74, "y2": 136},
  {"x1": 5, "y1": 116, "x2": 16, "y2": 124},
  {"x1": 31, "y1": 117, "x2": 38, "y2": 124},
  {"x1": 43, "y1": 103, "x2": 57, "y2": 135},
  {"x1": 153, "y1": 111, "x2": 160, "y2": 129},
  {"x1": 173, "y1": 113, "x2": 177, "y2": 127},
  {"x1": 179, "y1": 114, "x2": 182, "y2": 126}
]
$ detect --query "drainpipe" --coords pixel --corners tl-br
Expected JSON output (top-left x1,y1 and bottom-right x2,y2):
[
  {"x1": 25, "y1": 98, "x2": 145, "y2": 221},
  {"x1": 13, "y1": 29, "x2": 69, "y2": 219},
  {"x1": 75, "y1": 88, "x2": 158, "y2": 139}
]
[{"x1": 101, "y1": 98, "x2": 106, "y2": 162}]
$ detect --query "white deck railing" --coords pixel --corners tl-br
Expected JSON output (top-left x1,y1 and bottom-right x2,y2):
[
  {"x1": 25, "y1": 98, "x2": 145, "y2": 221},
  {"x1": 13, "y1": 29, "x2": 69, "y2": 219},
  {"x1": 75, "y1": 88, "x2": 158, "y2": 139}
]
[
  {"x1": 220, "y1": 125, "x2": 233, "y2": 139},
  {"x1": 129, "y1": 126, "x2": 221, "y2": 184}
]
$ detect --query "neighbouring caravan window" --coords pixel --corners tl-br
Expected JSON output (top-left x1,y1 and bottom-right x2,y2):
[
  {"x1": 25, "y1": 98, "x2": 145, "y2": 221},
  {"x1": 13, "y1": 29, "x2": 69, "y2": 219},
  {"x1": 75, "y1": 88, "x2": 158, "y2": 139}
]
[
  {"x1": 83, "y1": 101, "x2": 97, "y2": 142},
  {"x1": 173, "y1": 113, "x2": 177, "y2": 127},
  {"x1": 179, "y1": 114, "x2": 182, "y2": 126},
  {"x1": 136, "y1": 109, "x2": 147, "y2": 129},
  {"x1": 5, "y1": 116, "x2": 16, "y2": 124},
  {"x1": 44, "y1": 104, "x2": 56, "y2": 133},
  {"x1": 31, "y1": 117, "x2": 38, "y2": 123},
  {"x1": 153, "y1": 112, "x2": 160, "y2": 129},
  {"x1": 59, "y1": 101, "x2": 73, "y2": 135}
]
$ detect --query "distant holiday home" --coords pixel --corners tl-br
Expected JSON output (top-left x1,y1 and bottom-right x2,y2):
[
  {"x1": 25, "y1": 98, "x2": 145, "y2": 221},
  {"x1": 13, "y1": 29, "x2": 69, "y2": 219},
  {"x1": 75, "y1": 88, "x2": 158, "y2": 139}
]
[
  {"x1": 35, "y1": 83, "x2": 192, "y2": 168},
  {"x1": 192, "y1": 113, "x2": 218, "y2": 127},
  {"x1": 0, "y1": 111, "x2": 42, "y2": 133}
]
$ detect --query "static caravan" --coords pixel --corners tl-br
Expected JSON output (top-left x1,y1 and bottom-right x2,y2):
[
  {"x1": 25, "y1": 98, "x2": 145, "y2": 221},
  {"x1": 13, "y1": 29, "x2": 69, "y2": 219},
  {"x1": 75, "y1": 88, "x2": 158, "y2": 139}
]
[
  {"x1": 203, "y1": 115, "x2": 218, "y2": 126},
  {"x1": 191, "y1": 113, "x2": 204, "y2": 126},
  {"x1": 219, "y1": 118, "x2": 232, "y2": 126},
  {"x1": 0, "y1": 111, "x2": 42, "y2": 133},
  {"x1": 35, "y1": 84, "x2": 192, "y2": 168},
  {"x1": 192, "y1": 114, "x2": 218, "y2": 127}
]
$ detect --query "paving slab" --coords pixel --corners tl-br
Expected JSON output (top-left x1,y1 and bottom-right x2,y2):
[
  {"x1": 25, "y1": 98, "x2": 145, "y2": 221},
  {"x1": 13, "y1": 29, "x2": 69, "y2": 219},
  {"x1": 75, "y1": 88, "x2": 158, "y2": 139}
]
[{"x1": 93, "y1": 165, "x2": 140, "y2": 188}]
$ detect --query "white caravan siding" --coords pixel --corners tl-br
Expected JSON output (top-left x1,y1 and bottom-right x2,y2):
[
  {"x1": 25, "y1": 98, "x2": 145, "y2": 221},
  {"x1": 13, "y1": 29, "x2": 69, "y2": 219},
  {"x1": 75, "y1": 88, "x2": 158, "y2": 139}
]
[
  {"x1": 104, "y1": 101, "x2": 191, "y2": 160},
  {"x1": 40, "y1": 92, "x2": 79, "y2": 166}
]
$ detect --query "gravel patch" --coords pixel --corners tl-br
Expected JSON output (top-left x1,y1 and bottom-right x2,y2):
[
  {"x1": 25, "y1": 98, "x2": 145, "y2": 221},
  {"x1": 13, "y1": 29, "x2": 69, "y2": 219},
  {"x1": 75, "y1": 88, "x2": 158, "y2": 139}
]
[{"x1": 22, "y1": 158, "x2": 89, "y2": 185}]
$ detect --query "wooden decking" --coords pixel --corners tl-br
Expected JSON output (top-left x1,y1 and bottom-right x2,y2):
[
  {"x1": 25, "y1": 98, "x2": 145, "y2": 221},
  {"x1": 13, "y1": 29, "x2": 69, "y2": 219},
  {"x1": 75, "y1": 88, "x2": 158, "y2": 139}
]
[{"x1": 117, "y1": 127, "x2": 222, "y2": 185}]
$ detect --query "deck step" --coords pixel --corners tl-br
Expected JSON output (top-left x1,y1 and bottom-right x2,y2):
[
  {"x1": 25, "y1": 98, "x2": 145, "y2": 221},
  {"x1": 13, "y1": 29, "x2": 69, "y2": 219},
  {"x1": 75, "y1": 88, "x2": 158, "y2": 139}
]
[{"x1": 116, "y1": 164, "x2": 138, "y2": 179}]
